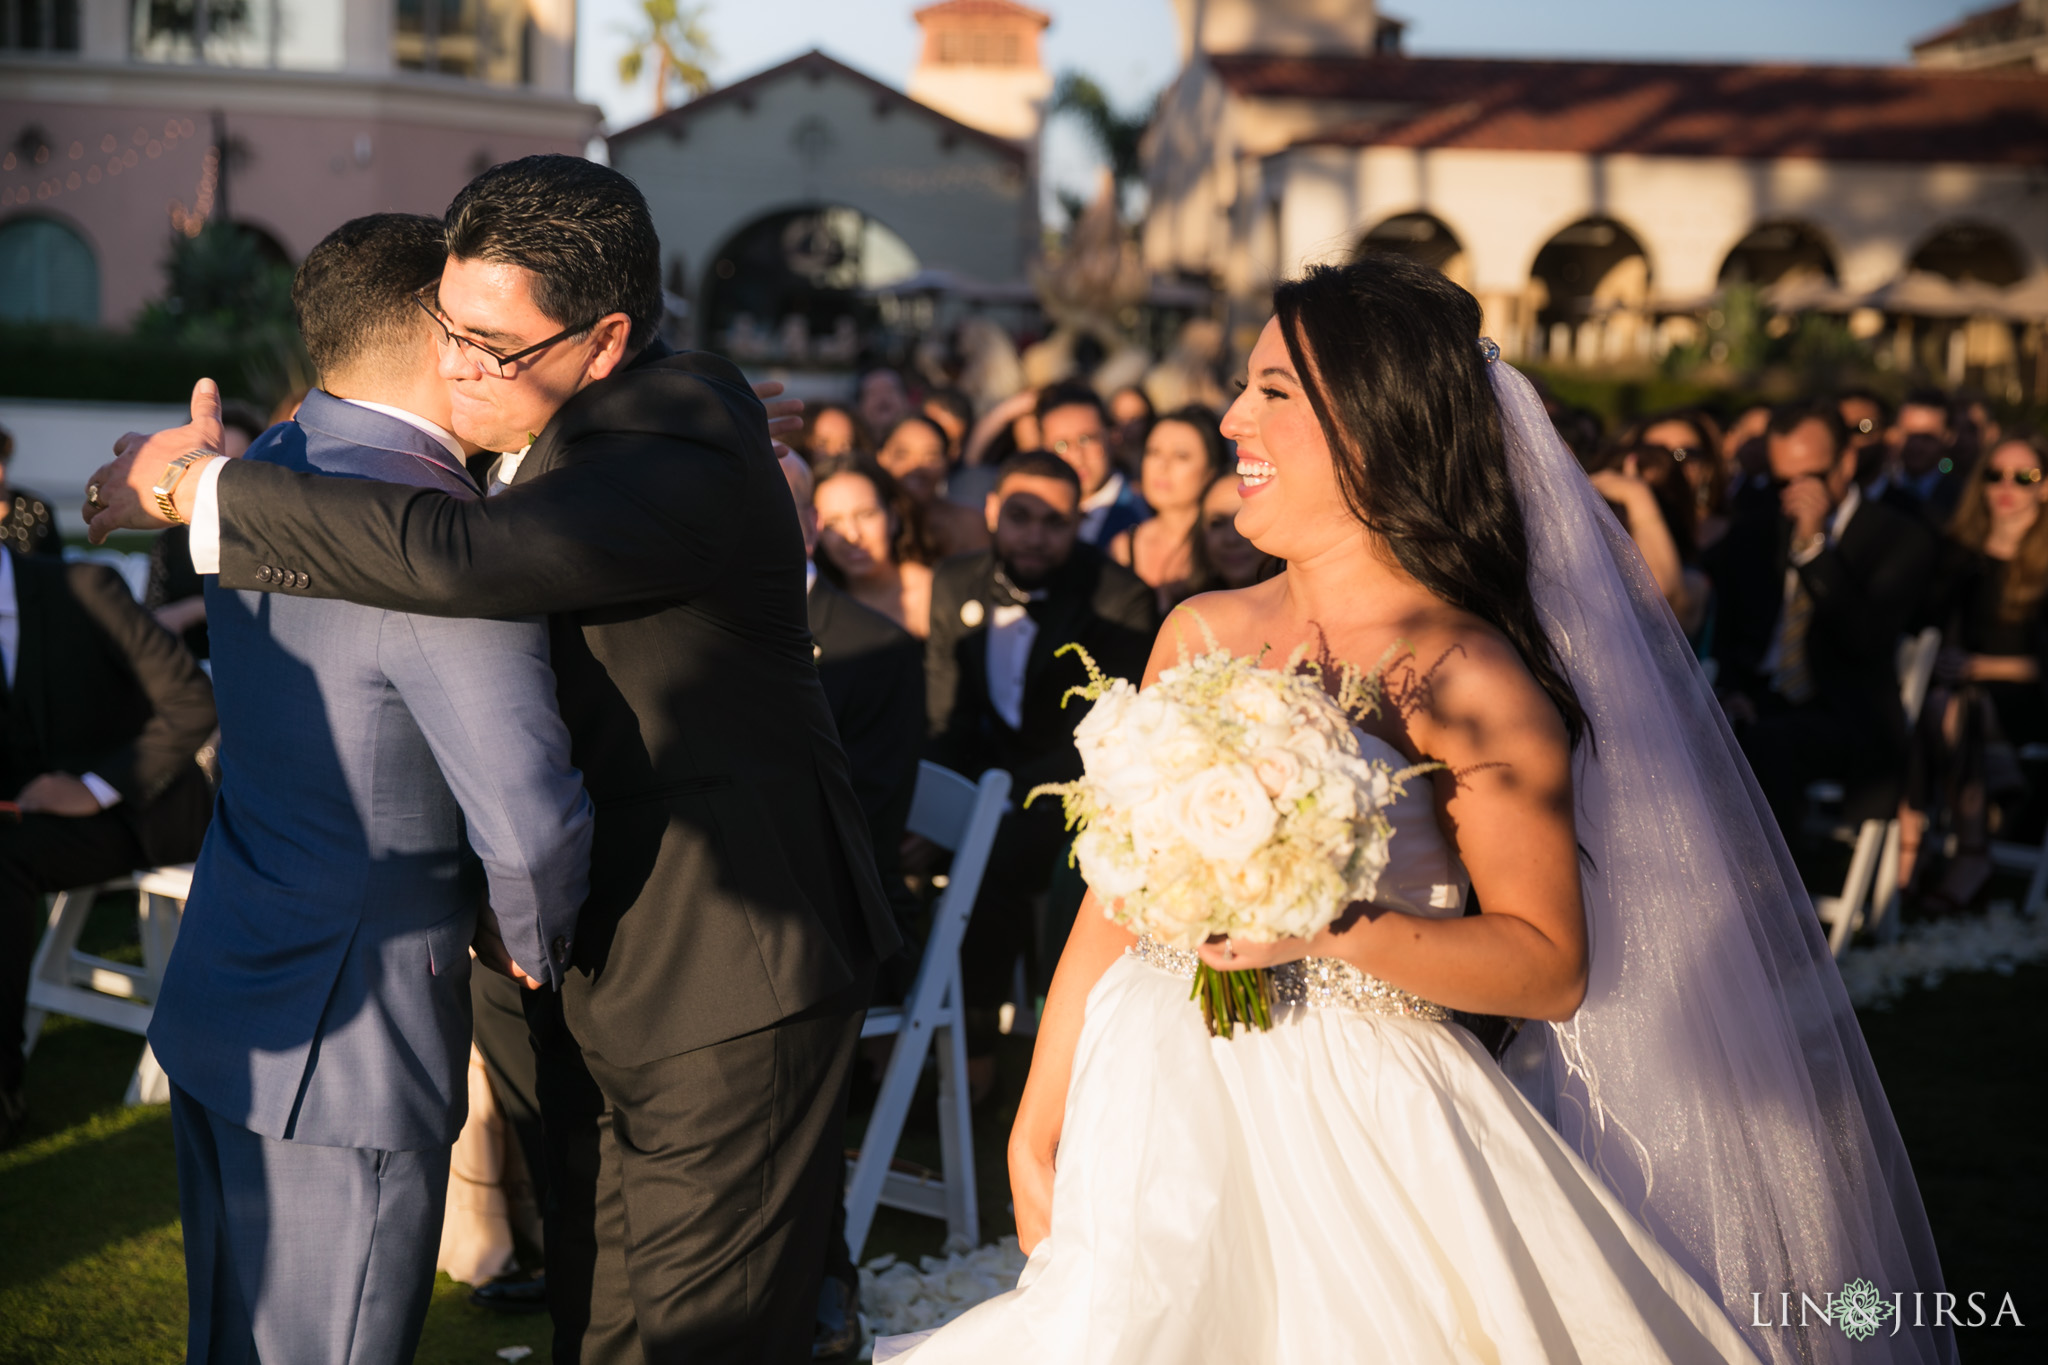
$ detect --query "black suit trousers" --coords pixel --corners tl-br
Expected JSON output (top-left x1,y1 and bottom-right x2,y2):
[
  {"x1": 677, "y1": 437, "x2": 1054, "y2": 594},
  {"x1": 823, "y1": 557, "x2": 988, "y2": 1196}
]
[
  {"x1": 526, "y1": 965, "x2": 873, "y2": 1365},
  {"x1": 0, "y1": 801, "x2": 200, "y2": 1094}
]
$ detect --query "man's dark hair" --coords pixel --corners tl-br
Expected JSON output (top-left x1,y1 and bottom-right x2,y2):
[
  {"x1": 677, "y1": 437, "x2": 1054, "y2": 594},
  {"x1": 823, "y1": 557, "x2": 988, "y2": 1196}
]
[
  {"x1": 995, "y1": 449, "x2": 1083, "y2": 497},
  {"x1": 1035, "y1": 382, "x2": 1108, "y2": 426},
  {"x1": 1834, "y1": 387, "x2": 1892, "y2": 424},
  {"x1": 292, "y1": 214, "x2": 446, "y2": 380},
  {"x1": 221, "y1": 400, "x2": 270, "y2": 446},
  {"x1": 1768, "y1": 400, "x2": 1848, "y2": 455},
  {"x1": 444, "y1": 155, "x2": 664, "y2": 352},
  {"x1": 1900, "y1": 386, "x2": 1953, "y2": 420}
]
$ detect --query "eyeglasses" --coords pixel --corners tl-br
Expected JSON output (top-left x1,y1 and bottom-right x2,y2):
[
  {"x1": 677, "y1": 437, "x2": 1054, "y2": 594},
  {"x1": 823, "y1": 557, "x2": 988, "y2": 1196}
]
[
  {"x1": 1982, "y1": 467, "x2": 2045, "y2": 486},
  {"x1": 1050, "y1": 433, "x2": 1106, "y2": 456},
  {"x1": 411, "y1": 288, "x2": 597, "y2": 379}
]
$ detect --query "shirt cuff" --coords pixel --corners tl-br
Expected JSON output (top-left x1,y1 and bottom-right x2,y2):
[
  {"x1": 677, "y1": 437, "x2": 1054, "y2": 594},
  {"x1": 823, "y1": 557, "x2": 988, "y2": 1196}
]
[
  {"x1": 80, "y1": 773, "x2": 123, "y2": 810},
  {"x1": 187, "y1": 455, "x2": 229, "y2": 575}
]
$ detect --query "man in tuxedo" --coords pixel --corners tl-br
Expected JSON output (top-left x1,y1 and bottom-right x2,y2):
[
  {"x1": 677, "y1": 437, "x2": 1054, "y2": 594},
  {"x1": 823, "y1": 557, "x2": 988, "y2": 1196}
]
[
  {"x1": 1870, "y1": 388, "x2": 1965, "y2": 526},
  {"x1": 89, "y1": 155, "x2": 897, "y2": 1365},
  {"x1": 147, "y1": 213, "x2": 594, "y2": 1365},
  {"x1": 1038, "y1": 384, "x2": 1150, "y2": 549},
  {"x1": 0, "y1": 547, "x2": 215, "y2": 1145},
  {"x1": 1707, "y1": 401, "x2": 1937, "y2": 840},
  {"x1": 926, "y1": 450, "x2": 1155, "y2": 1078}
]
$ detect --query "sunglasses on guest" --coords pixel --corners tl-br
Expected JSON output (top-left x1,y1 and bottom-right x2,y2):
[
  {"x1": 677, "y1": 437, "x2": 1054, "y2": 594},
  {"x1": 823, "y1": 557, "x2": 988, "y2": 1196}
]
[{"x1": 1982, "y1": 467, "x2": 2045, "y2": 486}]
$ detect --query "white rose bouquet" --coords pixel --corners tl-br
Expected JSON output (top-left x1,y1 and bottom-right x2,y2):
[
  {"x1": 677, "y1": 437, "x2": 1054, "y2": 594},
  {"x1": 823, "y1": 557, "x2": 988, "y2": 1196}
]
[{"x1": 1030, "y1": 629, "x2": 1437, "y2": 1036}]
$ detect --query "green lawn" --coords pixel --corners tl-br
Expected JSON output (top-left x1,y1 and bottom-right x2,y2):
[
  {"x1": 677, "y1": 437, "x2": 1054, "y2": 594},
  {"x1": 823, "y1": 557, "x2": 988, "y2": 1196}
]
[{"x1": 1, "y1": 949, "x2": 2038, "y2": 1362}]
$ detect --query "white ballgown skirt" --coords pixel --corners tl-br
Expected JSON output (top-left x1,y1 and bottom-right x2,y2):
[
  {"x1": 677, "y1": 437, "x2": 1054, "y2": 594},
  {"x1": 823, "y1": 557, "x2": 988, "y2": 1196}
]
[{"x1": 878, "y1": 950, "x2": 1763, "y2": 1364}]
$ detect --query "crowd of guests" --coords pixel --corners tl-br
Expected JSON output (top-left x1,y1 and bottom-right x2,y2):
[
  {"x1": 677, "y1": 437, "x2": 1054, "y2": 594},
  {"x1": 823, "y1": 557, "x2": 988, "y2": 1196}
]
[{"x1": 1556, "y1": 383, "x2": 2047, "y2": 914}]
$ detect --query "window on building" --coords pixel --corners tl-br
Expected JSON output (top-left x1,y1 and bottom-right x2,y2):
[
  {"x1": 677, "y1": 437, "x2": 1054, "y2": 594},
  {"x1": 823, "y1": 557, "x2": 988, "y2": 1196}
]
[
  {"x1": 2, "y1": 0, "x2": 82, "y2": 50},
  {"x1": 936, "y1": 25, "x2": 1021, "y2": 66},
  {"x1": 0, "y1": 215, "x2": 100, "y2": 325},
  {"x1": 132, "y1": 0, "x2": 346, "y2": 70},
  {"x1": 395, "y1": 0, "x2": 531, "y2": 85}
]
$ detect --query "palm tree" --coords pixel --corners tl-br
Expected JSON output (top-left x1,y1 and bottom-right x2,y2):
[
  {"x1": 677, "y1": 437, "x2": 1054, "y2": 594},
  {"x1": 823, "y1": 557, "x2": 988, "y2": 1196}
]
[
  {"x1": 618, "y1": 0, "x2": 717, "y2": 117},
  {"x1": 1050, "y1": 73, "x2": 1150, "y2": 211}
]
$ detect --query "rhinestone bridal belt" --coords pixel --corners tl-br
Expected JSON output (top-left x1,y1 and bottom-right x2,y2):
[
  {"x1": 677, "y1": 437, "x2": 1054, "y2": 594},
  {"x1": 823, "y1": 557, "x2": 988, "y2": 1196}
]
[{"x1": 1131, "y1": 936, "x2": 1452, "y2": 1023}]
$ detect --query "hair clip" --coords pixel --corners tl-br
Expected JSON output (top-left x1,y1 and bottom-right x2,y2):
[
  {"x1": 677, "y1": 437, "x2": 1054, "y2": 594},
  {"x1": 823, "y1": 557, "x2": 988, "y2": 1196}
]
[{"x1": 1477, "y1": 337, "x2": 1501, "y2": 364}]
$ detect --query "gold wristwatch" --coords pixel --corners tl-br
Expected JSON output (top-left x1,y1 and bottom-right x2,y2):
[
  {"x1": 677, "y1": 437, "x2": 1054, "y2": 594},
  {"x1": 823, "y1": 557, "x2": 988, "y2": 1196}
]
[{"x1": 151, "y1": 451, "x2": 215, "y2": 525}]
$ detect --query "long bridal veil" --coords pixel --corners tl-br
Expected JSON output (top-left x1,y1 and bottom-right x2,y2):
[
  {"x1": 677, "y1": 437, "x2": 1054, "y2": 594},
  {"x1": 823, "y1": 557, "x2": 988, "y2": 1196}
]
[{"x1": 1487, "y1": 357, "x2": 1954, "y2": 1364}]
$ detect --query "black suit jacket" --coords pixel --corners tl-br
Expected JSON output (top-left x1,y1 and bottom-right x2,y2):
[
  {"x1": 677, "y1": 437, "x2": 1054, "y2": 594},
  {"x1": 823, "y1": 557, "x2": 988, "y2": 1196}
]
[
  {"x1": 3, "y1": 550, "x2": 216, "y2": 861},
  {"x1": 925, "y1": 546, "x2": 1157, "y2": 794},
  {"x1": 1706, "y1": 493, "x2": 1936, "y2": 754},
  {"x1": 807, "y1": 575, "x2": 924, "y2": 908},
  {"x1": 210, "y1": 344, "x2": 897, "y2": 1066}
]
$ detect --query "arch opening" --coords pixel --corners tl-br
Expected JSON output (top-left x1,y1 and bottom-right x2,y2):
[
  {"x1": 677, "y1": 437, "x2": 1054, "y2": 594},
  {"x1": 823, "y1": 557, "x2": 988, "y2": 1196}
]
[
  {"x1": 1529, "y1": 218, "x2": 1651, "y2": 366},
  {"x1": 1910, "y1": 222, "x2": 2027, "y2": 286},
  {"x1": 1719, "y1": 221, "x2": 1837, "y2": 288},
  {"x1": 0, "y1": 214, "x2": 100, "y2": 325},
  {"x1": 702, "y1": 206, "x2": 919, "y2": 366},
  {"x1": 1355, "y1": 213, "x2": 1470, "y2": 290}
]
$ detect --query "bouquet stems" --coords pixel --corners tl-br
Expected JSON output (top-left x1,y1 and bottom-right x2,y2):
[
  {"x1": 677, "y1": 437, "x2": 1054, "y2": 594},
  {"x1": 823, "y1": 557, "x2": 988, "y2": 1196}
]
[{"x1": 1192, "y1": 963, "x2": 1275, "y2": 1038}]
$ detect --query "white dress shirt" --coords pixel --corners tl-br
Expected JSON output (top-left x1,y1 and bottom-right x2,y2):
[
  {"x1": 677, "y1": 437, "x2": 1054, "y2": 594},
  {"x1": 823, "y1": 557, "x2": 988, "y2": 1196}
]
[
  {"x1": 0, "y1": 549, "x2": 120, "y2": 808},
  {"x1": 1076, "y1": 470, "x2": 1127, "y2": 547},
  {"x1": 986, "y1": 600, "x2": 1038, "y2": 731},
  {"x1": 186, "y1": 396, "x2": 468, "y2": 575}
]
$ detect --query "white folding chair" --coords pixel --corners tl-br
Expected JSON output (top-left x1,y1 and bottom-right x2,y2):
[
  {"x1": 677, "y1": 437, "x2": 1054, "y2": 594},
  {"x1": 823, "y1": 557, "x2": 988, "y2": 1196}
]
[
  {"x1": 1812, "y1": 628, "x2": 1941, "y2": 956},
  {"x1": 23, "y1": 865, "x2": 192, "y2": 1105},
  {"x1": 844, "y1": 762, "x2": 1010, "y2": 1261}
]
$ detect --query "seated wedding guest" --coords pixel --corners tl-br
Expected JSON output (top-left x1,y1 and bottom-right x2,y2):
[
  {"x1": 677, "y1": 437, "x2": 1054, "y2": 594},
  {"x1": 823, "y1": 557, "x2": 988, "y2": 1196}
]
[
  {"x1": 146, "y1": 399, "x2": 270, "y2": 660},
  {"x1": 858, "y1": 365, "x2": 915, "y2": 438},
  {"x1": 877, "y1": 414, "x2": 991, "y2": 559},
  {"x1": 1905, "y1": 433, "x2": 2048, "y2": 909},
  {"x1": 1039, "y1": 383, "x2": 1150, "y2": 549},
  {"x1": 1706, "y1": 401, "x2": 1936, "y2": 840},
  {"x1": 804, "y1": 401, "x2": 866, "y2": 461},
  {"x1": 961, "y1": 387, "x2": 1041, "y2": 474},
  {"x1": 0, "y1": 544, "x2": 217, "y2": 1145},
  {"x1": 814, "y1": 455, "x2": 937, "y2": 637},
  {"x1": 925, "y1": 451, "x2": 1156, "y2": 1094},
  {"x1": 780, "y1": 449, "x2": 923, "y2": 1361},
  {"x1": 1623, "y1": 407, "x2": 1729, "y2": 552},
  {"x1": 0, "y1": 424, "x2": 61, "y2": 558},
  {"x1": 1723, "y1": 401, "x2": 1776, "y2": 517},
  {"x1": 922, "y1": 386, "x2": 975, "y2": 463},
  {"x1": 1189, "y1": 473, "x2": 1282, "y2": 593},
  {"x1": 1837, "y1": 388, "x2": 1891, "y2": 473},
  {"x1": 1107, "y1": 382, "x2": 1155, "y2": 476},
  {"x1": 1876, "y1": 387, "x2": 1965, "y2": 524},
  {"x1": 1591, "y1": 446, "x2": 1711, "y2": 639},
  {"x1": 1109, "y1": 404, "x2": 1231, "y2": 611}
]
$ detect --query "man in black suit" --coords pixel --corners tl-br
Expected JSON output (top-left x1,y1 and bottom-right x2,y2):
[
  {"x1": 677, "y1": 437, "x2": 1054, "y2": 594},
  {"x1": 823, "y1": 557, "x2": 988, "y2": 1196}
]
[
  {"x1": 1, "y1": 546, "x2": 216, "y2": 1143},
  {"x1": 1871, "y1": 387, "x2": 1966, "y2": 527},
  {"x1": 926, "y1": 451, "x2": 1156, "y2": 1079},
  {"x1": 1707, "y1": 402, "x2": 1937, "y2": 841},
  {"x1": 87, "y1": 156, "x2": 896, "y2": 1365}
]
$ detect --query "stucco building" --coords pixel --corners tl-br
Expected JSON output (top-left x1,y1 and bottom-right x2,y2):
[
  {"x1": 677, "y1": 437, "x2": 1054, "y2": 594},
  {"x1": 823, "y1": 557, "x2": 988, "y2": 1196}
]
[
  {"x1": 1143, "y1": 0, "x2": 2048, "y2": 391},
  {"x1": 1, "y1": 0, "x2": 599, "y2": 328}
]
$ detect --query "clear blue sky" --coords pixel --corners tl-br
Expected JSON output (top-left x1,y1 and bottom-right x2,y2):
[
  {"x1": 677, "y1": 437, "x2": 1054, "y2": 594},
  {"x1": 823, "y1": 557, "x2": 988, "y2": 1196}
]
[{"x1": 575, "y1": 0, "x2": 1968, "y2": 219}]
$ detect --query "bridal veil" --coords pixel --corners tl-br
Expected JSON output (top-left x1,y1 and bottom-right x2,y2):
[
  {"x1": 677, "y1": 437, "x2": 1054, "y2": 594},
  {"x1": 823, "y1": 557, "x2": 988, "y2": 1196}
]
[{"x1": 1488, "y1": 355, "x2": 1956, "y2": 1365}]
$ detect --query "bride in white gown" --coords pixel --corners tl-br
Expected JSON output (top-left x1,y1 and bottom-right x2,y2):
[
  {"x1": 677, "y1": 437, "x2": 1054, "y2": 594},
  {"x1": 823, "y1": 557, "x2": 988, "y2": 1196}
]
[{"x1": 879, "y1": 259, "x2": 1953, "y2": 1365}]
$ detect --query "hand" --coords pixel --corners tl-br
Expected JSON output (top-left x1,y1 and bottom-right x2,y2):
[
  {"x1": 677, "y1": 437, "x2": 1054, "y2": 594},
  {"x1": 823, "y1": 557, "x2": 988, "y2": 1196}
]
[
  {"x1": 1587, "y1": 459, "x2": 1653, "y2": 516},
  {"x1": 1007, "y1": 1129, "x2": 1057, "y2": 1255},
  {"x1": 473, "y1": 904, "x2": 544, "y2": 990},
  {"x1": 751, "y1": 380, "x2": 804, "y2": 443},
  {"x1": 16, "y1": 773, "x2": 104, "y2": 817},
  {"x1": 1194, "y1": 934, "x2": 1312, "y2": 973},
  {"x1": 153, "y1": 597, "x2": 209, "y2": 636},
  {"x1": 85, "y1": 378, "x2": 224, "y2": 543},
  {"x1": 1779, "y1": 476, "x2": 1833, "y2": 548}
]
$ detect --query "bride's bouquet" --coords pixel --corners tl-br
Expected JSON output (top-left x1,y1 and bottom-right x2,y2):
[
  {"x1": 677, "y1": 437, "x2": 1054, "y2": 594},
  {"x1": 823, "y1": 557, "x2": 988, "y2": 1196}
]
[{"x1": 1030, "y1": 629, "x2": 1436, "y2": 1036}]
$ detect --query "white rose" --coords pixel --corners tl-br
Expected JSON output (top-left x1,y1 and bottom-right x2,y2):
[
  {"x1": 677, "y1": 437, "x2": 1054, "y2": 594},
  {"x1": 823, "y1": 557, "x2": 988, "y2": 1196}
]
[
  {"x1": 1286, "y1": 725, "x2": 1334, "y2": 766},
  {"x1": 1074, "y1": 826, "x2": 1145, "y2": 898},
  {"x1": 1227, "y1": 678, "x2": 1291, "y2": 727},
  {"x1": 1249, "y1": 746, "x2": 1315, "y2": 802},
  {"x1": 1171, "y1": 764, "x2": 1279, "y2": 864},
  {"x1": 1129, "y1": 791, "x2": 1184, "y2": 859}
]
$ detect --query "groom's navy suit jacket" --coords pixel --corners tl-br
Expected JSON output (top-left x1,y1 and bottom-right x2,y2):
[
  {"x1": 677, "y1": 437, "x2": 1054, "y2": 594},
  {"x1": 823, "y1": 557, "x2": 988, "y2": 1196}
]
[{"x1": 150, "y1": 392, "x2": 594, "y2": 1151}]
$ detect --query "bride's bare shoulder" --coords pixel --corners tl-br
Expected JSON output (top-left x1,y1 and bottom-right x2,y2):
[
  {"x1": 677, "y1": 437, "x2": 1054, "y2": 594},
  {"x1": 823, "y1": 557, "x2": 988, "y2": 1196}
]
[
  {"x1": 1395, "y1": 620, "x2": 1568, "y2": 765},
  {"x1": 1137, "y1": 582, "x2": 1283, "y2": 685}
]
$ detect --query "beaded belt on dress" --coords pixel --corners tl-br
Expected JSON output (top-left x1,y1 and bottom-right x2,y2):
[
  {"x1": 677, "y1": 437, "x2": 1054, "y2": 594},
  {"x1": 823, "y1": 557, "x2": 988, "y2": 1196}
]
[{"x1": 1130, "y1": 936, "x2": 1452, "y2": 1023}]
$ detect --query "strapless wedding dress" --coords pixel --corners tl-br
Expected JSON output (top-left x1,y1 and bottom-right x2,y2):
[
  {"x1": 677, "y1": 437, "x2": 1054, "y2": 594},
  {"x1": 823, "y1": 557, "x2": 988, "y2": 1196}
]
[{"x1": 878, "y1": 736, "x2": 1763, "y2": 1365}]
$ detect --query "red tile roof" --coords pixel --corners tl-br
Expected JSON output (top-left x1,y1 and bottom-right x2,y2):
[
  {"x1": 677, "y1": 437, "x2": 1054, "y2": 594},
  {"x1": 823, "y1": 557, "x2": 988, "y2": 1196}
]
[
  {"x1": 914, "y1": 0, "x2": 1050, "y2": 25},
  {"x1": 1209, "y1": 54, "x2": 2048, "y2": 166}
]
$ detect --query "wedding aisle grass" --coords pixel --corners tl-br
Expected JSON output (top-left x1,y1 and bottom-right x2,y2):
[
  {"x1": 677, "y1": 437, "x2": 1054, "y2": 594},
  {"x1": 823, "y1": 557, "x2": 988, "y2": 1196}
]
[{"x1": 0, "y1": 951, "x2": 2038, "y2": 1361}]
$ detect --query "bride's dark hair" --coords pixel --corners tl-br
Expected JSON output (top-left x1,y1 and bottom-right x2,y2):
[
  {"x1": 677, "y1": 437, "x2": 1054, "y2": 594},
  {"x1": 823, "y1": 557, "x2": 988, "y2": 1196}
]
[{"x1": 1272, "y1": 257, "x2": 1588, "y2": 749}]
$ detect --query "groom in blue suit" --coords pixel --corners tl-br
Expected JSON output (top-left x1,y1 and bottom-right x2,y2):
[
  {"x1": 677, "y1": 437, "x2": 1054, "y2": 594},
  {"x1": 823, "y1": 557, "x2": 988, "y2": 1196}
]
[{"x1": 148, "y1": 215, "x2": 594, "y2": 1365}]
